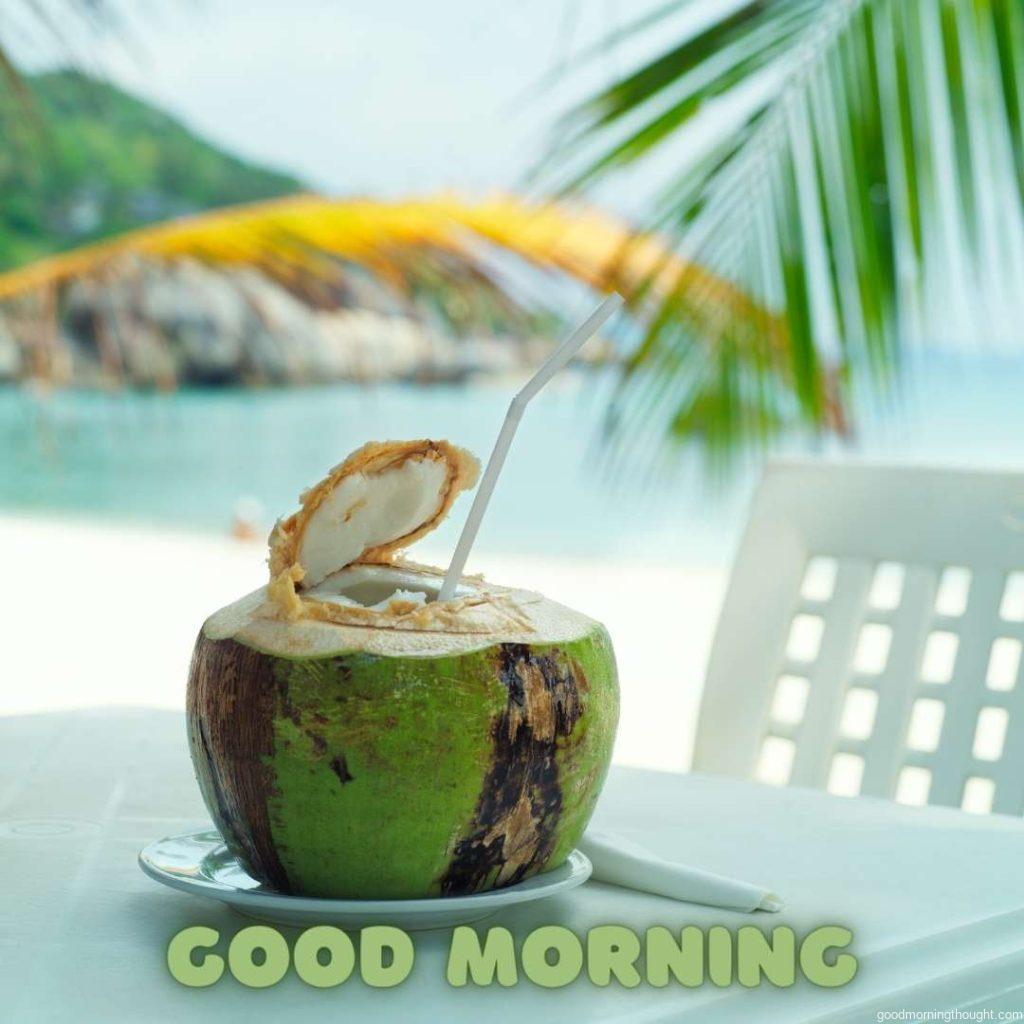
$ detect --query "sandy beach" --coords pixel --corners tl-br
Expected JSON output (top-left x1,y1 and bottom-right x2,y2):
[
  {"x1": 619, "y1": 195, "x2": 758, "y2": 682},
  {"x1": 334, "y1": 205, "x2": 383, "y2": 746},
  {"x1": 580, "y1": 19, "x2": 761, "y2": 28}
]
[{"x1": 1, "y1": 515, "x2": 725, "y2": 772}]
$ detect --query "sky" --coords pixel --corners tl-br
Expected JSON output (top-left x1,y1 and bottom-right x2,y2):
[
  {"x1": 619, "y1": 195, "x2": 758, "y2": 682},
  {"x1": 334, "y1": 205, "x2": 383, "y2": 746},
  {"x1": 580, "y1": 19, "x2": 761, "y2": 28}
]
[{"x1": 14, "y1": 0, "x2": 676, "y2": 198}]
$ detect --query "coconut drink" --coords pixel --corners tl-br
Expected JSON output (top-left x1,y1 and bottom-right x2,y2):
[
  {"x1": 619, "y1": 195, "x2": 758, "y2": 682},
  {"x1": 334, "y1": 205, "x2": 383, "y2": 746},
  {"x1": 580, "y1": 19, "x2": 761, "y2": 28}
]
[{"x1": 187, "y1": 439, "x2": 619, "y2": 899}]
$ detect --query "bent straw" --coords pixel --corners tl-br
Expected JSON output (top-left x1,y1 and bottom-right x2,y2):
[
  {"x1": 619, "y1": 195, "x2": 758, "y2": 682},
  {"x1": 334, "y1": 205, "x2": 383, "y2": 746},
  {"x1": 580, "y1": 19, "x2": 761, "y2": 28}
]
[{"x1": 438, "y1": 293, "x2": 624, "y2": 602}]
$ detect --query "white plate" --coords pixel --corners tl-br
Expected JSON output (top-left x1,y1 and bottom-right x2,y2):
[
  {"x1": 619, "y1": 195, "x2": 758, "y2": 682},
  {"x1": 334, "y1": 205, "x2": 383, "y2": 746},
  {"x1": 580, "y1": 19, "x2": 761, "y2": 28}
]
[{"x1": 138, "y1": 827, "x2": 591, "y2": 930}]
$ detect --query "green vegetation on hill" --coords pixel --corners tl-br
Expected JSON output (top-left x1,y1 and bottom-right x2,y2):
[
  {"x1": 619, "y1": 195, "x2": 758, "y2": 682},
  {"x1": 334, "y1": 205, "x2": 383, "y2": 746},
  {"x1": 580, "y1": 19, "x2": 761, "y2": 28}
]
[{"x1": 0, "y1": 70, "x2": 304, "y2": 270}]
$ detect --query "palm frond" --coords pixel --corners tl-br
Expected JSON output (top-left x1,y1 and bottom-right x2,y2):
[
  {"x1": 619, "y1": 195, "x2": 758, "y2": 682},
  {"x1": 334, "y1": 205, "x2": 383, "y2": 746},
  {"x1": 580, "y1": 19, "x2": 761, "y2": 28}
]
[
  {"x1": 546, "y1": 0, "x2": 1024, "y2": 462},
  {"x1": 0, "y1": 191, "x2": 766, "y2": 314},
  {"x1": 0, "y1": 193, "x2": 642, "y2": 301},
  {"x1": 1, "y1": 0, "x2": 130, "y2": 72},
  {"x1": 0, "y1": 192, "x2": 762, "y2": 385}
]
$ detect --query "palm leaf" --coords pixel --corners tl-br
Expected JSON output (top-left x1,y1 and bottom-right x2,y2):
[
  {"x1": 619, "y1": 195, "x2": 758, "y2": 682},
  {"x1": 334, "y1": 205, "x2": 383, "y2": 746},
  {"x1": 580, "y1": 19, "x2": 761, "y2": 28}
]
[
  {"x1": 0, "y1": 193, "x2": 762, "y2": 385},
  {"x1": 546, "y1": 0, "x2": 1024, "y2": 461},
  {"x1": 0, "y1": 192, "x2": 672, "y2": 300}
]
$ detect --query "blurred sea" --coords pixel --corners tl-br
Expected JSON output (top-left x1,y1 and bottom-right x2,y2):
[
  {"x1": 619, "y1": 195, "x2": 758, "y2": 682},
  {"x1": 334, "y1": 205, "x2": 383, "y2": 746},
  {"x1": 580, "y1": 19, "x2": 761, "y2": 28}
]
[{"x1": 2, "y1": 350, "x2": 1024, "y2": 565}]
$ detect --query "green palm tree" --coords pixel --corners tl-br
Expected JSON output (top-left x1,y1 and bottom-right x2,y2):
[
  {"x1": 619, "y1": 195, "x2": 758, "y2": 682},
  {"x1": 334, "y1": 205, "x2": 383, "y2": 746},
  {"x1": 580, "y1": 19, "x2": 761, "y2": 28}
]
[{"x1": 546, "y1": 0, "x2": 1024, "y2": 460}]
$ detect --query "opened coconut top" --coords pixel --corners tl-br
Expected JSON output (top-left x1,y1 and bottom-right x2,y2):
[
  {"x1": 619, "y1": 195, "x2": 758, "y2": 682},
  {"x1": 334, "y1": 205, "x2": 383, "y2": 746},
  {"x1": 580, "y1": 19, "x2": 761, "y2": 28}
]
[
  {"x1": 269, "y1": 439, "x2": 480, "y2": 590},
  {"x1": 206, "y1": 437, "x2": 602, "y2": 654},
  {"x1": 207, "y1": 560, "x2": 603, "y2": 658}
]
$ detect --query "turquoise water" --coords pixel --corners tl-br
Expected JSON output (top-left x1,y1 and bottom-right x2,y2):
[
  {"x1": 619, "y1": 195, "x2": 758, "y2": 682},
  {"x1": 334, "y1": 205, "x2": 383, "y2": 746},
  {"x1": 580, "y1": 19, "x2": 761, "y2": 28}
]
[{"x1": 2, "y1": 352, "x2": 1023, "y2": 563}]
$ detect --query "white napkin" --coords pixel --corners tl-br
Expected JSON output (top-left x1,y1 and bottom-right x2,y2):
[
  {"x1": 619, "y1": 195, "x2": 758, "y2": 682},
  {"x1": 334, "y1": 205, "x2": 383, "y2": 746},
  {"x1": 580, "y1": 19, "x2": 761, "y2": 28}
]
[{"x1": 578, "y1": 829, "x2": 783, "y2": 914}]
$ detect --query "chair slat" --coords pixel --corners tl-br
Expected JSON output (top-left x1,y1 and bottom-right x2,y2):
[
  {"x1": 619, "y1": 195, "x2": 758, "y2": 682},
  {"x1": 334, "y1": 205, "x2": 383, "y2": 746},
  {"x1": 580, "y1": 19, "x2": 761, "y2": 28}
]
[
  {"x1": 788, "y1": 560, "x2": 873, "y2": 788},
  {"x1": 985, "y1": 638, "x2": 1024, "y2": 814},
  {"x1": 858, "y1": 566, "x2": 938, "y2": 798},
  {"x1": 928, "y1": 571, "x2": 1005, "y2": 807}
]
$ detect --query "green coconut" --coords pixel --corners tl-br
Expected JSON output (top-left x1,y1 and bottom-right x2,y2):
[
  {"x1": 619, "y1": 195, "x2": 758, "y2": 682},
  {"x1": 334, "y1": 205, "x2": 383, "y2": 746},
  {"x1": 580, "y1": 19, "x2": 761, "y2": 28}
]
[{"x1": 187, "y1": 439, "x2": 619, "y2": 899}]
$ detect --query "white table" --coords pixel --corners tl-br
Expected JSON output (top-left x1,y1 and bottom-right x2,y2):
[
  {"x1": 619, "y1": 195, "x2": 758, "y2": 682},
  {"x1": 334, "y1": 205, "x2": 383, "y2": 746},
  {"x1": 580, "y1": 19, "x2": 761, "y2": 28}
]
[{"x1": 4, "y1": 707, "x2": 1024, "y2": 1022}]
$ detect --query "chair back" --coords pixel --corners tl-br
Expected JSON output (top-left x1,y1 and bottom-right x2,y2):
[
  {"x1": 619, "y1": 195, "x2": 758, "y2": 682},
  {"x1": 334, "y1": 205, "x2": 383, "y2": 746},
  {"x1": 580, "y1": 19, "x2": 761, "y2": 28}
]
[{"x1": 693, "y1": 461, "x2": 1024, "y2": 814}]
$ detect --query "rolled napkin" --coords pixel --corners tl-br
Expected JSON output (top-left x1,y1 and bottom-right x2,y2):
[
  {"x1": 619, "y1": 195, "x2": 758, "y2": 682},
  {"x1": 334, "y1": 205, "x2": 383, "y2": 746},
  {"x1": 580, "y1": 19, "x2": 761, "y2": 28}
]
[{"x1": 578, "y1": 829, "x2": 783, "y2": 914}]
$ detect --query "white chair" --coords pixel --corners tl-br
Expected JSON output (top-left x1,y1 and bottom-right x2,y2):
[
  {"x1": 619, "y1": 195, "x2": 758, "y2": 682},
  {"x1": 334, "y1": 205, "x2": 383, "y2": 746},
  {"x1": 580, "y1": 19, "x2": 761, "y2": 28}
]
[{"x1": 693, "y1": 460, "x2": 1024, "y2": 814}]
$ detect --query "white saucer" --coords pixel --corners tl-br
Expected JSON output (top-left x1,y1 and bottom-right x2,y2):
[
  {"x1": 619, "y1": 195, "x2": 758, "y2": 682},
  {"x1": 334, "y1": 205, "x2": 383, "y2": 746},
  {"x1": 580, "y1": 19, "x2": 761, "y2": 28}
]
[{"x1": 138, "y1": 827, "x2": 592, "y2": 930}]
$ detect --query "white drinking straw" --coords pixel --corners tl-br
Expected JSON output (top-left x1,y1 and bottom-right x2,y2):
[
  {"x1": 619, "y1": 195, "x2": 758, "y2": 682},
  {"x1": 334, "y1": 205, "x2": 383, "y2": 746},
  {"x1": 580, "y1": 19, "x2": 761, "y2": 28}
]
[{"x1": 438, "y1": 293, "x2": 624, "y2": 602}]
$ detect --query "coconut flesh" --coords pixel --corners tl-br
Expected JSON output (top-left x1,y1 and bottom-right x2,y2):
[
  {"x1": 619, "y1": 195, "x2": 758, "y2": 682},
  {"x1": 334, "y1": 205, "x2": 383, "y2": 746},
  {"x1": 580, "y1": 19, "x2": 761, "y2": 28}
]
[
  {"x1": 268, "y1": 438, "x2": 476, "y2": 593},
  {"x1": 189, "y1": 438, "x2": 619, "y2": 898},
  {"x1": 293, "y1": 454, "x2": 450, "y2": 589}
]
